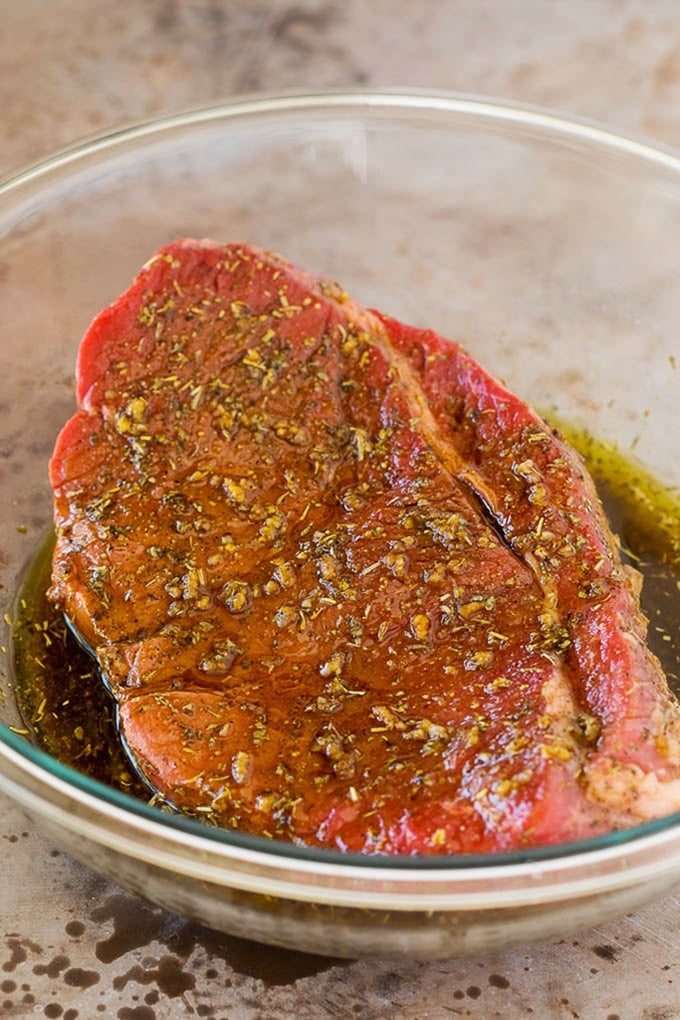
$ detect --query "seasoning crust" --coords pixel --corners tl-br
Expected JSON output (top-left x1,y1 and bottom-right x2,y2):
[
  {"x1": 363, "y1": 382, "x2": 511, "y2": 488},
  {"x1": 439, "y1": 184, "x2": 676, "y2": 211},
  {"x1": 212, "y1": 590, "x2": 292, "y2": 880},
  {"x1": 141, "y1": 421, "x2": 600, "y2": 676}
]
[{"x1": 48, "y1": 239, "x2": 680, "y2": 853}]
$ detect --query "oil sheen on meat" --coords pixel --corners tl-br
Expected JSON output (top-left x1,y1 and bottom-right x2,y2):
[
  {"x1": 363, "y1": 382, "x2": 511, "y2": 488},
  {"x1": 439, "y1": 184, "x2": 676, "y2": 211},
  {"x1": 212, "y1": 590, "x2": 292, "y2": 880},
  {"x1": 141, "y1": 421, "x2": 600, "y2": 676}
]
[{"x1": 48, "y1": 240, "x2": 680, "y2": 854}]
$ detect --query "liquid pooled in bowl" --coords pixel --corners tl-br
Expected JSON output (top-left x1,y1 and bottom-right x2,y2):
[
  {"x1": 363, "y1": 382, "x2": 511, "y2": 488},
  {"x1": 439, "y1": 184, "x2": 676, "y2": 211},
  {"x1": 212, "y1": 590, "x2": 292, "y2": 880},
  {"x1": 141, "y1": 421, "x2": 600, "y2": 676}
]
[
  {"x1": 12, "y1": 539, "x2": 150, "y2": 801},
  {"x1": 10, "y1": 430, "x2": 680, "y2": 817}
]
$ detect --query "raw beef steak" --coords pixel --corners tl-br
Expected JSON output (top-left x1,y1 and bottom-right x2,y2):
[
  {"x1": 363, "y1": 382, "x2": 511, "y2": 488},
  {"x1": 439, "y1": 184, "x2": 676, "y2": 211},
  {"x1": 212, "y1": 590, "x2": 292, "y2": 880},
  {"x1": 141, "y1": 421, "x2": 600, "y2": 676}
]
[{"x1": 48, "y1": 239, "x2": 680, "y2": 854}]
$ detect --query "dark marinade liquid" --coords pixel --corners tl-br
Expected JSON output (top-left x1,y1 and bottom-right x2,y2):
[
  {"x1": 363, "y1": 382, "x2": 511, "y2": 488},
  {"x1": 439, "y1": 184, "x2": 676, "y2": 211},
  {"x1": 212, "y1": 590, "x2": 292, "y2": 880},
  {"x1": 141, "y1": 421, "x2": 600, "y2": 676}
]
[
  {"x1": 10, "y1": 429, "x2": 680, "y2": 800},
  {"x1": 11, "y1": 536, "x2": 151, "y2": 800}
]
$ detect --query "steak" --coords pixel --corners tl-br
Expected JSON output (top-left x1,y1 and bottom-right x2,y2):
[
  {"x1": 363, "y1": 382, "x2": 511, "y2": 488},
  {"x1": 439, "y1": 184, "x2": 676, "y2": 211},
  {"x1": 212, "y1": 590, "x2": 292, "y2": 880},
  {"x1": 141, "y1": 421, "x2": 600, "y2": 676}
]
[{"x1": 48, "y1": 239, "x2": 680, "y2": 854}]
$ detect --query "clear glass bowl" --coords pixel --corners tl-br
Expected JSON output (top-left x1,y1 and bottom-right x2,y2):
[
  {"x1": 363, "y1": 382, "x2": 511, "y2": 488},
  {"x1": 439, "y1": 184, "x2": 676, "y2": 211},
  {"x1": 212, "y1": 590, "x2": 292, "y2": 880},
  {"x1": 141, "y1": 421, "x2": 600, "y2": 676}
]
[{"x1": 1, "y1": 91, "x2": 680, "y2": 959}]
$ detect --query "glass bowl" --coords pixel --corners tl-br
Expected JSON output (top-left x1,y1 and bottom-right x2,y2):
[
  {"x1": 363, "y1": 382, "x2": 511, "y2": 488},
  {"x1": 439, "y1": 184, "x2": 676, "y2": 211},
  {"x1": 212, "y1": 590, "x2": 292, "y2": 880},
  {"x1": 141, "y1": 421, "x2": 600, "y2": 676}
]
[{"x1": 1, "y1": 91, "x2": 680, "y2": 960}]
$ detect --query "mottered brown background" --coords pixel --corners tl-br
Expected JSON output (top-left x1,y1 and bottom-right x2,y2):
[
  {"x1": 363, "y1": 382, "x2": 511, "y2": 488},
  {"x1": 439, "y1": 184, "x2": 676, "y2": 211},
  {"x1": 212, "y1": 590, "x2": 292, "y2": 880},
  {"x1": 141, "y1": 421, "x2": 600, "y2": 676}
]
[{"x1": 2, "y1": 2, "x2": 680, "y2": 1018}]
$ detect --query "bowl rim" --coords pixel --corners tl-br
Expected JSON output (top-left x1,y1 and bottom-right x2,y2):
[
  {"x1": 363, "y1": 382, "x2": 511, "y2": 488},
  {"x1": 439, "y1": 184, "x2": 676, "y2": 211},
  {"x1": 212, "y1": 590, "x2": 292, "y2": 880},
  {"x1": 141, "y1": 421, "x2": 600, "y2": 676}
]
[
  {"x1": 3, "y1": 87, "x2": 680, "y2": 890},
  {"x1": 2, "y1": 86, "x2": 680, "y2": 194},
  {"x1": 5, "y1": 730, "x2": 680, "y2": 909}
]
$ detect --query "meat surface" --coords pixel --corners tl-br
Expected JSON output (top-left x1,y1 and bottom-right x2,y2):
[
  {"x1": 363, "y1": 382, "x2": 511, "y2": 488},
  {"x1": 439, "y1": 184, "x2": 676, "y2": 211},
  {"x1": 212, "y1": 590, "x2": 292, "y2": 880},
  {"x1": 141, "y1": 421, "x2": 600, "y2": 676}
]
[{"x1": 49, "y1": 239, "x2": 680, "y2": 854}]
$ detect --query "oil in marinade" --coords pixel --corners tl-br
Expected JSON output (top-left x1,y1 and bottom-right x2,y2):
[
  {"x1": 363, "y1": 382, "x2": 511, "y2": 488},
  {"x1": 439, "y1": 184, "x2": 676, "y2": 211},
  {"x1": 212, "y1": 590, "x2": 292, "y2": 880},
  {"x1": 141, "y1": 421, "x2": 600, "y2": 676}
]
[
  {"x1": 11, "y1": 536, "x2": 149, "y2": 799},
  {"x1": 10, "y1": 433, "x2": 680, "y2": 802}
]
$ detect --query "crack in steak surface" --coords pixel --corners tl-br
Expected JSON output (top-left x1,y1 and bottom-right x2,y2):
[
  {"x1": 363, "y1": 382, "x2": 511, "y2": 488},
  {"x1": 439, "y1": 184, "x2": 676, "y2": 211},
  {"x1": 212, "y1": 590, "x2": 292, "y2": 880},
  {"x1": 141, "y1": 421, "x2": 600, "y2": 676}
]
[{"x1": 48, "y1": 239, "x2": 680, "y2": 853}]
